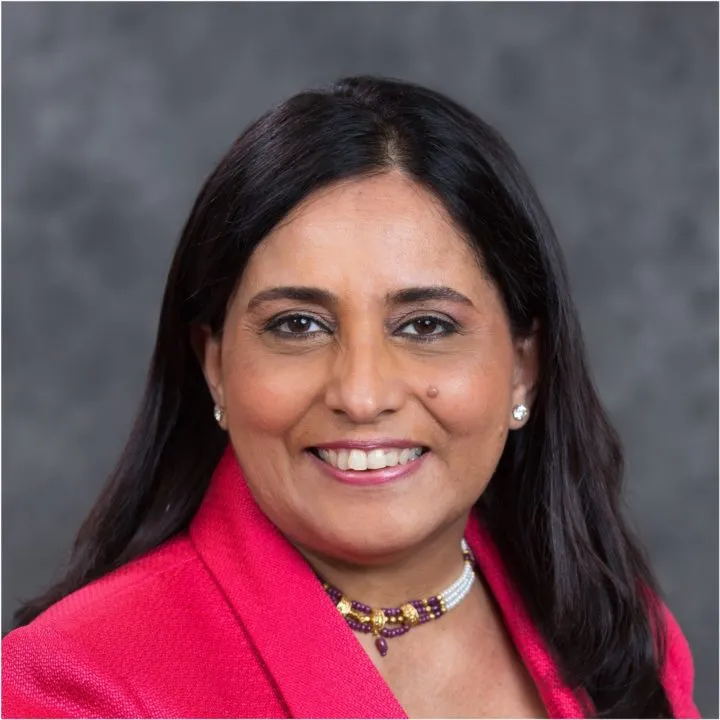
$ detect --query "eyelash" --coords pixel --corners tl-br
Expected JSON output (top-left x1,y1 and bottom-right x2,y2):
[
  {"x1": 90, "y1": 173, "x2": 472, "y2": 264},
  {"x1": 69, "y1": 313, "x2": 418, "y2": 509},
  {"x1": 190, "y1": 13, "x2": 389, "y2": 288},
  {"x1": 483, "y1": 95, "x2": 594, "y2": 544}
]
[{"x1": 264, "y1": 313, "x2": 460, "y2": 343}]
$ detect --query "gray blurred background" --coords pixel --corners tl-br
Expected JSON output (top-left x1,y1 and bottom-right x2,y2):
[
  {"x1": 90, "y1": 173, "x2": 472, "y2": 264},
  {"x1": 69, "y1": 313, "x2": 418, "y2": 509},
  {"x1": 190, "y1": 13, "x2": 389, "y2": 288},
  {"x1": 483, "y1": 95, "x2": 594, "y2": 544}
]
[{"x1": 3, "y1": 2, "x2": 717, "y2": 715}]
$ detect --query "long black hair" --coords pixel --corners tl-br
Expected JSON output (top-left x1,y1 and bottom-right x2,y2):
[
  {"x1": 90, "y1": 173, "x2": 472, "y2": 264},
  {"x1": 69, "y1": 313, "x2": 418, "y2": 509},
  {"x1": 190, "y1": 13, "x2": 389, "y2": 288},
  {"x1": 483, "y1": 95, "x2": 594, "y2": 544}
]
[{"x1": 15, "y1": 75, "x2": 672, "y2": 717}]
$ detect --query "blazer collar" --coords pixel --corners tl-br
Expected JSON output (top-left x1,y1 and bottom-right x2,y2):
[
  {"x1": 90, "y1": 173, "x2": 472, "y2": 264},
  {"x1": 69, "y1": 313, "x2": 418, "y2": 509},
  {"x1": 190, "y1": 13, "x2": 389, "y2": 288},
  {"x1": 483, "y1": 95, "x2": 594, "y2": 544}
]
[
  {"x1": 190, "y1": 445, "x2": 586, "y2": 718},
  {"x1": 466, "y1": 516, "x2": 590, "y2": 717},
  {"x1": 189, "y1": 446, "x2": 404, "y2": 718}
]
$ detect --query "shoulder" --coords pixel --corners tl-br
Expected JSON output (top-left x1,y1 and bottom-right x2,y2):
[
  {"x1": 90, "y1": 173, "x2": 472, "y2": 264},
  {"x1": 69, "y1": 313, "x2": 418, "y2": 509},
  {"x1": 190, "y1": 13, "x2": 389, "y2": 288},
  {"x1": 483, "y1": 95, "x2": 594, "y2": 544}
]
[
  {"x1": 658, "y1": 601, "x2": 700, "y2": 718},
  {"x1": 10, "y1": 534, "x2": 201, "y2": 638},
  {"x1": 2, "y1": 534, "x2": 225, "y2": 718},
  {"x1": 3, "y1": 533, "x2": 285, "y2": 718},
  {"x1": 2, "y1": 618, "x2": 151, "y2": 718}
]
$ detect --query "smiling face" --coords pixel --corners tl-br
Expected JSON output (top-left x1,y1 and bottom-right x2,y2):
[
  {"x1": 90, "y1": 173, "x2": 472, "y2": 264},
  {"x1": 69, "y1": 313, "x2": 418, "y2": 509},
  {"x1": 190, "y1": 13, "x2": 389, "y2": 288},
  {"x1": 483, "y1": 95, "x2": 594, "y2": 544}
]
[{"x1": 197, "y1": 171, "x2": 537, "y2": 565}]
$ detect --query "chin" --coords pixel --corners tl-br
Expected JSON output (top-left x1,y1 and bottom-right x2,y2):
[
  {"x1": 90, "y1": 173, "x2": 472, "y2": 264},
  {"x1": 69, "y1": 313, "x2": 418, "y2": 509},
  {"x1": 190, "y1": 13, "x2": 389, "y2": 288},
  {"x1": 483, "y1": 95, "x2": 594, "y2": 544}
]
[{"x1": 296, "y1": 510, "x2": 450, "y2": 565}]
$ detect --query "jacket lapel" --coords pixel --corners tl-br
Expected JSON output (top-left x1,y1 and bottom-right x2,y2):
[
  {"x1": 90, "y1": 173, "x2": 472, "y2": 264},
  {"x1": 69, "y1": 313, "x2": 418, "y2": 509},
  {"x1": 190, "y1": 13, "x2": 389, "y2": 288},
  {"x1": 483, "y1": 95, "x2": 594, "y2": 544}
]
[
  {"x1": 190, "y1": 445, "x2": 406, "y2": 719},
  {"x1": 465, "y1": 515, "x2": 589, "y2": 718}
]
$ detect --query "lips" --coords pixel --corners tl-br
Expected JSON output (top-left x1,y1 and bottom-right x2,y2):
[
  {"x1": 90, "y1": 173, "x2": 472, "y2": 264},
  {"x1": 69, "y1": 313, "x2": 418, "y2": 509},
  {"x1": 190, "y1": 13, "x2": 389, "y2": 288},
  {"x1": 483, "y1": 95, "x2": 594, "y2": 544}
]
[
  {"x1": 310, "y1": 446, "x2": 427, "y2": 471},
  {"x1": 306, "y1": 445, "x2": 431, "y2": 486},
  {"x1": 313, "y1": 439, "x2": 425, "y2": 450}
]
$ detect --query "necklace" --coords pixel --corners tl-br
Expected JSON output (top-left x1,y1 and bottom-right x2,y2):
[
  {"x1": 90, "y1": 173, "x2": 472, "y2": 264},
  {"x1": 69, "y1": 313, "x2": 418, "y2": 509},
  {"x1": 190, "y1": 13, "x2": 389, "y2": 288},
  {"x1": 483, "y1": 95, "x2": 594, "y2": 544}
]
[{"x1": 320, "y1": 539, "x2": 476, "y2": 657}]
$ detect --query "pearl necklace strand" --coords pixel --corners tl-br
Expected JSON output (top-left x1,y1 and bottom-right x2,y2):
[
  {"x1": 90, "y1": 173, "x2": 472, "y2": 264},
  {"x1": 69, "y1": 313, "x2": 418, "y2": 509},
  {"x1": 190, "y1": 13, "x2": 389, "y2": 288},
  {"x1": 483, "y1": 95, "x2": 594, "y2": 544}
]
[
  {"x1": 440, "y1": 539, "x2": 476, "y2": 610},
  {"x1": 321, "y1": 538, "x2": 476, "y2": 656}
]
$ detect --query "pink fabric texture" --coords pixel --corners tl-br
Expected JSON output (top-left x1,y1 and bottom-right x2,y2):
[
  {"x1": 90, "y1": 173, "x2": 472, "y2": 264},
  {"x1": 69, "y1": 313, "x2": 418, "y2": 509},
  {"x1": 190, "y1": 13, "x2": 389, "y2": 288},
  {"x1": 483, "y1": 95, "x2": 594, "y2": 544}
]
[{"x1": 2, "y1": 446, "x2": 699, "y2": 718}]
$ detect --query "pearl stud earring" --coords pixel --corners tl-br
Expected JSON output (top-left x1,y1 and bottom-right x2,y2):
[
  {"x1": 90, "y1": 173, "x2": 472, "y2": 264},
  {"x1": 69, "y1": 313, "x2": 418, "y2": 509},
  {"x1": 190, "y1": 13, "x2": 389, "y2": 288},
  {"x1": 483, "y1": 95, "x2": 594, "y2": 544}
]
[
  {"x1": 512, "y1": 404, "x2": 528, "y2": 422},
  {"x1": 213, "y1": 405, "x2": 225, "y2": 425}
]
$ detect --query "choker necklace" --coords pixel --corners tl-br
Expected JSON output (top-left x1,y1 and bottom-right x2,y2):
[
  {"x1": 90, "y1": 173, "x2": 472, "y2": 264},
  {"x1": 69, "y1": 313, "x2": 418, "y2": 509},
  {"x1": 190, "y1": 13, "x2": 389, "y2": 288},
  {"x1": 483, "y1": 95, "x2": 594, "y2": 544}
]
[{"x1": 320, "y1": 539, "x2": 476, "y2": 657}]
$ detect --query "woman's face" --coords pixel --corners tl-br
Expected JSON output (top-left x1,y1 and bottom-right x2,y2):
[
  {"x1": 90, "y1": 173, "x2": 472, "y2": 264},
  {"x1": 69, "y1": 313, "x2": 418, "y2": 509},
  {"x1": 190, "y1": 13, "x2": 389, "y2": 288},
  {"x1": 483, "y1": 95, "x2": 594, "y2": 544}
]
[{"x1": 198, "y1": 171, "x2": 536, "y2": 564}]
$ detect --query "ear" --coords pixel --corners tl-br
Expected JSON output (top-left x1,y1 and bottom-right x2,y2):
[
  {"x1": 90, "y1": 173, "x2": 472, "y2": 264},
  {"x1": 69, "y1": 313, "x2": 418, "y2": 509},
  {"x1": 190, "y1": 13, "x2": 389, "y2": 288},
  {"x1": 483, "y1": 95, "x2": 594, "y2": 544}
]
[
  {"x1": 190, "y1": 324, "x2": 225, "y2": 410},
  {"x1": 510, "y1": 320, "x2": 540, "y2": 429}
]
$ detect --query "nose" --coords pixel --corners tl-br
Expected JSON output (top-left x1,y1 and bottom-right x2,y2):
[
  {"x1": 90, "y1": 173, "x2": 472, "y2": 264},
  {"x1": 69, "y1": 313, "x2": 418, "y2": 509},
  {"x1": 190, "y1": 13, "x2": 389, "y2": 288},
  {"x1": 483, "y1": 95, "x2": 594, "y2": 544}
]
[{"x1": 324, "y1": 330, "x2": 406, "y2": 424}]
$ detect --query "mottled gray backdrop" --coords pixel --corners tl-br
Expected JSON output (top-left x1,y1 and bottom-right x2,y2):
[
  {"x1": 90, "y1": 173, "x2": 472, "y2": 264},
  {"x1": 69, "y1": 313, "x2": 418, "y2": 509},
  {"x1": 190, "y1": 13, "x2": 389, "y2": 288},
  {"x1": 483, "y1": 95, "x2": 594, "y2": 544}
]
[{"x1": 3, "y1": 2, "x2": 717, "y2": 715}]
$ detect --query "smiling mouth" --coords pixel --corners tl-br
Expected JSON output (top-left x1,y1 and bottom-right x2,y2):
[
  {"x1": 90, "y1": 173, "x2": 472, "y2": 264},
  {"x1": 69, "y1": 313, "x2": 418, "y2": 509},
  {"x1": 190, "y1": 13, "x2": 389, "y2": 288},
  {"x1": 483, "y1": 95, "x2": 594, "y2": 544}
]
[{"x1": 308, "y1": 446, "x2": 430, "y2": 472}]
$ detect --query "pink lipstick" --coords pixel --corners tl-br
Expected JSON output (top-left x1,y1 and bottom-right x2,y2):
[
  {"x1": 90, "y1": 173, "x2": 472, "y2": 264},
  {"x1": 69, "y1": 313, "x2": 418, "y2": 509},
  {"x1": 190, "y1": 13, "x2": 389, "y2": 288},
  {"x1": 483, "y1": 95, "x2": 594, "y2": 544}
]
[{"x1": 306, "y1": 446, "x2": 430, "y2": 486}]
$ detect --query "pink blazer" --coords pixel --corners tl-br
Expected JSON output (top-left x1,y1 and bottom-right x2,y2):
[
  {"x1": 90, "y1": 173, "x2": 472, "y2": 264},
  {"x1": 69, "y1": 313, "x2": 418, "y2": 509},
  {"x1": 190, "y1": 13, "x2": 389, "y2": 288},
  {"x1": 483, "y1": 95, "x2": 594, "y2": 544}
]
[{"x1": 2, "y1": 447, "x2": 699, "y2": 718}]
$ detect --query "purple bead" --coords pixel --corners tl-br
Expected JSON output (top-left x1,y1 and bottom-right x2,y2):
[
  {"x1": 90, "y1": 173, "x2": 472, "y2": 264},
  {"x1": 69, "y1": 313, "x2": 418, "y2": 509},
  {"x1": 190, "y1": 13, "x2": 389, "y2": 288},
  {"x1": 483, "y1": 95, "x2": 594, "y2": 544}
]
[{"x1": 375, "y1": 637, "x2": 388, "y2": 656}]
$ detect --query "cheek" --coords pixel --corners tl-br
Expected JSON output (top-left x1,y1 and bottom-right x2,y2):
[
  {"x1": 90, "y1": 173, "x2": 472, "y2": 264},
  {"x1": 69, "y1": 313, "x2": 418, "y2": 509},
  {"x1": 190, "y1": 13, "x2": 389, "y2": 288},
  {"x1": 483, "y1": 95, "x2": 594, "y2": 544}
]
[
  {"x1": 432, "y1": 353, "x2": 514, "y2": 437},
  {"x1": 430, "y1": 358, "x2": 513, "y2": 502},
  {"x1": 223, "y1": 351, "x2": 321, "y2": 436}
]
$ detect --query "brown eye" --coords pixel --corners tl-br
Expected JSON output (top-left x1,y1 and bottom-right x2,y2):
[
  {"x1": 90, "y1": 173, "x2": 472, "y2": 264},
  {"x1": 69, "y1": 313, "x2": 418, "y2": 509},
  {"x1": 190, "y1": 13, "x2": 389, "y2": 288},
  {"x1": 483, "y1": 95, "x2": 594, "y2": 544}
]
[
  {"x1": 266, "y1": 314, "x2": 330, "y2": 339},
  {"x1": 286, "y1": 316, "x2": 314, "y2": 333},
  {"x1": 398, "y1": 316, "x2": 458, "y2": 342},
  {"x1": 413, "y1": 318, "x2": 440, "y2": 335}
]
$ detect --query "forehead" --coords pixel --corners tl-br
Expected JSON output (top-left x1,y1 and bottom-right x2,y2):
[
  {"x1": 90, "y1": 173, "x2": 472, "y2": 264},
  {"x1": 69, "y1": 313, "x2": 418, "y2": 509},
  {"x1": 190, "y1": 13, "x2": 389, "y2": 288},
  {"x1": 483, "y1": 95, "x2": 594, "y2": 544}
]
[{"x1": 236, "y1": 172, "x2": 485, "y2": 301}]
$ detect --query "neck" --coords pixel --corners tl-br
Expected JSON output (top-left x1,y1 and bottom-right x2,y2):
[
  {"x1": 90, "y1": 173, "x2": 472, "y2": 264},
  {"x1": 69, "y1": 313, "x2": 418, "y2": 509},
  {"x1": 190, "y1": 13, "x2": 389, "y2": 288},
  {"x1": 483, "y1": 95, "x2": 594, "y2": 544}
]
[{"x1": 295, "y1": 515, "x2": 470, "y2": 609}]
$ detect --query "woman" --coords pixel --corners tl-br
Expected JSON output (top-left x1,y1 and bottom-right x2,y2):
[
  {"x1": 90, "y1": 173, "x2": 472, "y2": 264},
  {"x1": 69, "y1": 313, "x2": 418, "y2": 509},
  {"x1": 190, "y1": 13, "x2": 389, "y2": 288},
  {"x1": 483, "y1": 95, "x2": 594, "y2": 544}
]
[{"x1": 2, "y1": 75, "x2": 699, "y2": 719}]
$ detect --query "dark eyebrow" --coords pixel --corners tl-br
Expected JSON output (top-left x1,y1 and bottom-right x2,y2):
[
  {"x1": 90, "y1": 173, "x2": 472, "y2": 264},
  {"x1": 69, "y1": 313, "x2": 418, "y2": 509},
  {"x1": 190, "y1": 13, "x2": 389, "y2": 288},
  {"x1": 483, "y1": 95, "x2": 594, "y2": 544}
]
[
  {"x1": 247, "y1": 286, "x2": 339, "y2": 312},
  {"x1": 387, "y1": 286, "x2": 474, "y2": 308},
  {"x1": 246, "y1": 285, "x2": 474, "y2": 311}
]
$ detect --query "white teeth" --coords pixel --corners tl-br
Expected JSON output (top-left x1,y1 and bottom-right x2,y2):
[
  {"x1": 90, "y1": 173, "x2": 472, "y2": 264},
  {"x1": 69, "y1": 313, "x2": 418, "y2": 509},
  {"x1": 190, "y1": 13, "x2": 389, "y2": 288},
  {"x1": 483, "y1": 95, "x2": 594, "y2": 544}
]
[
  {"x1": 384, "y1": 449, "x2": 399, "y2": 466},
  {"x1": 314, "y1": 446, "x2": 425, "y2": 471},
  {"x1": 348, "y1": 449, "x2": 368, "y2": 471},
  {"x1": 367, "y1": 449, "x2": 386, "y2": 470}
]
